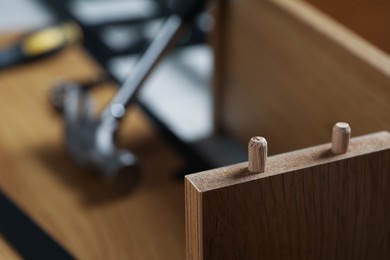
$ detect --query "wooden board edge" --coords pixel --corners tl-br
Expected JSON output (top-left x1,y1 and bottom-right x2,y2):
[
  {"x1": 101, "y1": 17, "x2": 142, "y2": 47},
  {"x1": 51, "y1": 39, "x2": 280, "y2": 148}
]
[
  {"x1": 209, "y1": 0, "x2": 229, "y2": 134},
  {"x1": 272, "y1": 0, "x2": 390, "y2": 78},
  {"x1": 185, "y1": 178, "x2": 203, "y2": 260},
  {"x1": 187, "y1": 131, "x2": 390, "y2": 192}
]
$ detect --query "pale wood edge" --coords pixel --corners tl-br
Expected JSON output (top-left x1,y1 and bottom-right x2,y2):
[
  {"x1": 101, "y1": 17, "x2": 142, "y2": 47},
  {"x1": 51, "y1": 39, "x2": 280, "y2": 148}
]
[
  {"x1": 272, "y1": 0, "x2": 390, "y2": 78},
  {"x1": 0, "y1": 234, "x2": 21, "y2": 260},
  {"x1": 185, "y1": 179, "x2": 203, "y2": 260},
  {"x1": 186, "y1": 131, "x2": 390, "y2": 192}
]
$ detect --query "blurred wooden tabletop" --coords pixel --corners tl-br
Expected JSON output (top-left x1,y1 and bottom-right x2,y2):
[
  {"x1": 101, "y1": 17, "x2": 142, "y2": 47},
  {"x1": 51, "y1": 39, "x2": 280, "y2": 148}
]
[{"x1": 0, "y1": 35, "x2": 185, "y2": 259}]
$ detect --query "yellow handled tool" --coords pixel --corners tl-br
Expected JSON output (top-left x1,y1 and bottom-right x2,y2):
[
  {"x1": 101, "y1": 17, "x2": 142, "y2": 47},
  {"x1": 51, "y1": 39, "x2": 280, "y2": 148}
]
[{"x1": 0, "y1": 21, "x2": 82, "y2": 69}]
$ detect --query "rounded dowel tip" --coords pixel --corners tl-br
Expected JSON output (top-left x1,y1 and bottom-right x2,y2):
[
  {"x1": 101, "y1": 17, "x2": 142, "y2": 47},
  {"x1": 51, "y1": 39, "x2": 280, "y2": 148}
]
[
  {"x1": 248, "y1": 136, "x2": 267, "y2": 173},
  {"x1": 331, "y1": 122, "x2": 351, "y2": 154}
]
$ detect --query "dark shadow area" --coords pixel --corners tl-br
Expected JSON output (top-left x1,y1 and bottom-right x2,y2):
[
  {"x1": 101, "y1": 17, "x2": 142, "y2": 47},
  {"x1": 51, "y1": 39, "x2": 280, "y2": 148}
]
[
  {"x1": 30, "y1": 144, "x2": 141, "y2": 207},
  {"x1": 230, "y1": 167, "x2": 252, "y2": 180},
  {"x1": 0, "y1": 192, "x2": 74, "y2": 259},
  {"x1": 318, "y1": 148, "x2": 337, "y2": 159}
]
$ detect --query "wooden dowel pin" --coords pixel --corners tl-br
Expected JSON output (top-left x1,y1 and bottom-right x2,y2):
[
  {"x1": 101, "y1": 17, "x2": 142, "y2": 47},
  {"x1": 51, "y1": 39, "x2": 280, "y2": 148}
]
[
  {"x1": 248, "y1": 136, "x2": 267, "y2": 173},
  {"x1": 331, "y1": 122, "x2": 351, "y2": 154}
]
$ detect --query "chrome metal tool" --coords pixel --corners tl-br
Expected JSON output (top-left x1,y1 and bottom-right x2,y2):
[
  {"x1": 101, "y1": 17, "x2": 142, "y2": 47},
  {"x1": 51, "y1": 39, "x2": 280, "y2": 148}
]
[{"x1": 51, "y1": 0, "x2": 206, "y2": 181}]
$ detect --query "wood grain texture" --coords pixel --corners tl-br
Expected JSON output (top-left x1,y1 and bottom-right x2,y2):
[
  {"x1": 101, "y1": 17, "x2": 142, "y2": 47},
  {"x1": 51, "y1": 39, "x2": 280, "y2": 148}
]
[
  {"x1": 0, "y1": 35, "x2": 185, "y2": 260},
  {"x1": 305, "y1": 0, "x2": 390, "y2": 54},
  {"x1": 213, "y1": 0, "x2": 390, "y2": 154},
  {"x1": 0, "y1": 235, "x2": 21, "y2": 260},
  {"x1": 186, "y1": 131, "x2": 390, "y2": 259},
  {"x1": 248, "y1": 136, "x2": 267, "y2": 173},
  {"x1": 209, "y1": 0, "x2": 229, "y2": 134},
  {"x1": 331, "y1": 122, "x2": 351, "y2": 154},
  {"x1": 185, "y1": 180, "x2": 202, "y2": 260}
]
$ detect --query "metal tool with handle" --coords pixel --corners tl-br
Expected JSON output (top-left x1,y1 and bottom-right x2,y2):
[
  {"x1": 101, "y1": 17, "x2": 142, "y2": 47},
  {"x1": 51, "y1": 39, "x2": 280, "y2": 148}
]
[
  {"x1": 52, "y1": 0, "x2": 207, "y2": 184},
  {"x1": 0, "y1": 22, "x2": 81, "y2": 69}
]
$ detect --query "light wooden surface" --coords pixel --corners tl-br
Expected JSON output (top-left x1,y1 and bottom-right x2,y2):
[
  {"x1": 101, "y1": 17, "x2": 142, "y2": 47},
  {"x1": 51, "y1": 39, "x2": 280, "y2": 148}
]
[
  {"x1": 331, "y1": 122, "x2": 351, "y2": 154},
  {"x1": 247, "y1": 136, "x2": 267, "y2": 173},
  {"x1": 0, "y1": 236, "x2": 21, "y2": 260},
  {"x1": 0, "y1": 35, "x2": 185, "y2": 259},
  {"x1": 213, "y1": 0, "x2": 390, "y2": 155},
  {"x1": 186, "y1": 131, "x2": 390, "y2": 259}
]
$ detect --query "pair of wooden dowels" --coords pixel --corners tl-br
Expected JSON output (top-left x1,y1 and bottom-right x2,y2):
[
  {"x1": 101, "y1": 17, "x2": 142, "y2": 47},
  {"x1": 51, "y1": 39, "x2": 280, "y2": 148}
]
[{"x1": 248, "y1": 122, "x2": 351, "y2": 173}]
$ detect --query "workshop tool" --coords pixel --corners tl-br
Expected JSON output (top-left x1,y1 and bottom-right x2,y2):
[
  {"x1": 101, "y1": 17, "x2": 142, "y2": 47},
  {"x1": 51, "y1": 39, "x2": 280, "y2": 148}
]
[
  {"x1": 0, "y1": 22, "x2": 82, "y2": 69},
  {"x1": 52, "y1": 0, "x2": 207, "y2": 180}
]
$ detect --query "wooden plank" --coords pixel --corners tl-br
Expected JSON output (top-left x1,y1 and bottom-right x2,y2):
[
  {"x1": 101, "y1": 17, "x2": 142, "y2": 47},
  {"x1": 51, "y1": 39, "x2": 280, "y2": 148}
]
[
  {"x1": 186, "y1": 131, "x2": 390, "y2": 259},
  {"x1": 214, "y1": 0, "x2": 390, "y2": 154},
  {"x1": 305, "y1": 0, "x2": 390, "y2": 54},
  {"x1": 185, "y1": 180, "x2": 202, "y2": 260},
  {"x1": 0, "y1": 35, "x2": 185, "y2": 259},
  {"x1": 209, "y1": 0, "x2": 229, "y2": 133}
]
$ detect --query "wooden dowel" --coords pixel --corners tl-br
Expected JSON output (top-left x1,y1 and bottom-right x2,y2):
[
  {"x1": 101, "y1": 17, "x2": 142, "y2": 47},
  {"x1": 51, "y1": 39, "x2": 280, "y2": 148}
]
[
  {"x1": 248, "y1": 136, "x2": 267, "y2": 173},
  {"x1": 331, "y1": 122, "x2": 351, "y2": 154}
]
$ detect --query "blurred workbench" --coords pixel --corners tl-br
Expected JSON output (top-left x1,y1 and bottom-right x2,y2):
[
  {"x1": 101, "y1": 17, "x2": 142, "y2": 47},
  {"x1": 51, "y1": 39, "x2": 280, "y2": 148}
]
[{"x1": 0, "y1": 35, "x2": 185, "y2": 259}]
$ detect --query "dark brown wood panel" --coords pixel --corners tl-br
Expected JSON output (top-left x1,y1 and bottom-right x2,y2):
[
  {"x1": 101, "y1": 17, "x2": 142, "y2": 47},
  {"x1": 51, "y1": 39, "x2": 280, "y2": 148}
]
[
  {"x1": 305, "y1": 0, "x2": 390, "y2": 54},
  {"x1": 186, "y1": 131, "x2": 390, "y2": 259},
  {"x1": 212, "y1": 0, "x2": 390, "y2": 154}
]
